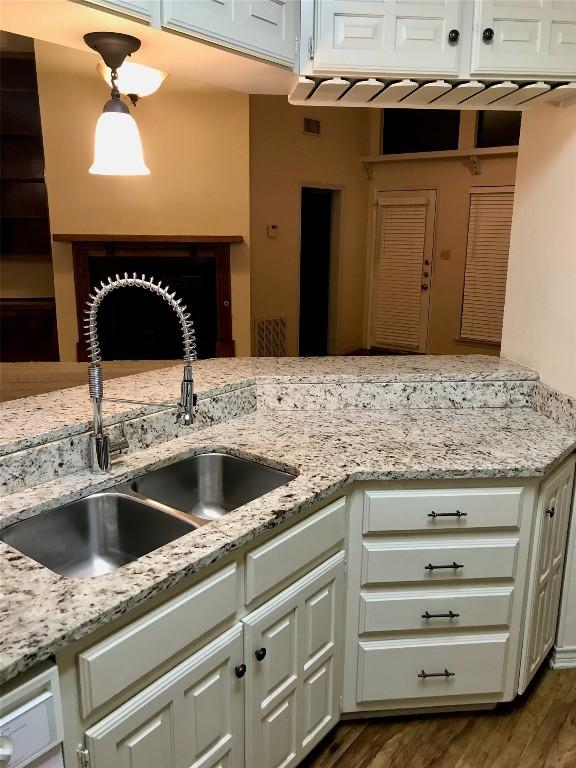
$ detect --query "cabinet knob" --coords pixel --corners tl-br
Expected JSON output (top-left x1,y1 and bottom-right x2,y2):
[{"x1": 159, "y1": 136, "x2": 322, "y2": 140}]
[
  {"x1": 545, "y1": 507, "x2": 555, "y2": 518},
  {"x1": 255, "y1": 647, "x2": 267, "y2": 661},
  {"x1": 448, "y1": 29, "x2": 460, "y2": 43},
  {"x1": 234, "y1": 663, "x2": 247, "y2": 678},
  {"x1": 483, "y1": 27, "x2": 495, "y2": 42}
]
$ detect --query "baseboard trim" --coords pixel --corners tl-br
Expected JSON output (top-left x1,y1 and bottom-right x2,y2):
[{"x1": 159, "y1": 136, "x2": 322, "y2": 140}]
[{"x1": 550, "y1": 647, "x2": 576, "y2": 669}]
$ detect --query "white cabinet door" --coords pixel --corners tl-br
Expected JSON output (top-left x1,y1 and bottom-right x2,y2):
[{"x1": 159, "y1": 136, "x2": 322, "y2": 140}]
[
  {"x1": 162, "y1": 0, "x2": 299, "y2": 65},
  {"x1": 84, "y1": 625, "x2": 244, "y2": 768},
  {"x1": 85, "y1": 0, "x2": 157, "y2": 21},
  {"x1": 243, "y1": 552, "x2": 345, "y2": 768},
  {"x1": 313, "y1": 0, "x2": 463, "y2": 76},
  {"x1": 471, "y1": 0, "x2": 576, "y2": 77},
  {"x1": 519, "y1": 456, "x2": 576, "y2": 693}
]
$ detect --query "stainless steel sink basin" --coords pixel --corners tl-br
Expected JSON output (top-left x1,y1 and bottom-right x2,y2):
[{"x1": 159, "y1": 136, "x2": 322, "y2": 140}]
[
  {"x1": 0, "y1": 493, "x2": 197, "y2": 579},
  {"x1": 128, "y1": 453, "x2": 296, "y2": 521}
]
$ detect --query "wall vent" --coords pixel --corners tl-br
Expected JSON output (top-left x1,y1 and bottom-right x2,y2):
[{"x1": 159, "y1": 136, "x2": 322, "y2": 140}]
[
  {"x1": 304, "y1": 117, "x2": 321, "y2": 135},
  {"x1": 254, "y1": 317, "x2": 287, "y2": 356}
]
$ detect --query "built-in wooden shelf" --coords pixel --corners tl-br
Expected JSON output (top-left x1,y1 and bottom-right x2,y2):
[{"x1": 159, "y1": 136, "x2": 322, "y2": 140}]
[
  {"x1": 361, "y1": 146, "x2": 519, "y2": 164},
  {"x1": 53, "y1": 234, "x2": 244, "y2": 244}
]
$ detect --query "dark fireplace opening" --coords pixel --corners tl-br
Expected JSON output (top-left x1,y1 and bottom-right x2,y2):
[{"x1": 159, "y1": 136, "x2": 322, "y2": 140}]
[
  {"x1": 88, "y1": 256, "x2": 217, "y2": 360},
  {"x1": 71, "y1": 240, "x2": 235, "y2": 362}
]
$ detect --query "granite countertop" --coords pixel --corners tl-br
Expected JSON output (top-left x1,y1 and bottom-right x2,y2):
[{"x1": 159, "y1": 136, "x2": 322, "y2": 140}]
[
  {"x1": 1, "y1": 399, "x2": 575, "y2": 685},
  {"x1": 0, "y1": 355, "x2": 538, "y2": 455}
]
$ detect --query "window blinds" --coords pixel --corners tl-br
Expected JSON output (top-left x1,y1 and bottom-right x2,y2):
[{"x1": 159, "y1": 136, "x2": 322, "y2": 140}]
[
  {"x1": 460, "y1": 189, "x2": 515, "y2": 344},
  {"x1": 373, "y1": 197, "x2": 428, "y2": 350}
]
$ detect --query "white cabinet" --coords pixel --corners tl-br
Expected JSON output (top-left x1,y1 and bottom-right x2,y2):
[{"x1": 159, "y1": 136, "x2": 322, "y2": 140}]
[
  {"x1": 519, "y1": 455, "x2": 576, "y2": 693},
  {"x1": 161, "y1": 0, "x2": 300, "y2": 66},
  {"x1": 312, "y1": 0, "x2": 463, "y2": 76},
  {"x1": 80, "y1": 545, "x2": 345, "y2": 768},
  {"x1": 84, "y1": 625, "x2": 245, "y2": 768},
  {"x1": 343, "y1": 482, "x2": 537, "y2": 712},
  {"x1": 243, "y1": 552, "x2": 345, "y2": 768},
  {"x1": 84, "y1": 0, "x2": 158, "y2": 21},
  {"x1": 306, "y1": 0, "x2": 576, "y2": 79},
  {"x1": 471, "y1": 0, "x2": 576, "y2": 77}
]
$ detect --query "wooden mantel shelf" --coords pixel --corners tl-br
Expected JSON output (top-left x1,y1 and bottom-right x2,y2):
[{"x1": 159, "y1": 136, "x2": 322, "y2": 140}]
[{"x1": 53, "y1": 234, "x2": 244, "y2": 244}]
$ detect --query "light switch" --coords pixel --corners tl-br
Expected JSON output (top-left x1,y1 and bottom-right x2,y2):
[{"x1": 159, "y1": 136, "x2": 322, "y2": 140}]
[{"x1": 267, "y1": 225, "x2": 278, "y2": 239}]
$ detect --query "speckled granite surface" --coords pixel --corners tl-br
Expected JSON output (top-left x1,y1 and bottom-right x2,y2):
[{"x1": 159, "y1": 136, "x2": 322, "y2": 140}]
[
  {"x1": 0, "y1": 356, "x2": 537, "y2": 455},
  {"x1": 1, "y1": 400, "x2": 575, "y2": 685},
  {"x1": 531, "y1": 381, "x2": 576, "y2": 432},
  {"x1": 0, "y1": 387, "x2": 257, "y2": 496}
]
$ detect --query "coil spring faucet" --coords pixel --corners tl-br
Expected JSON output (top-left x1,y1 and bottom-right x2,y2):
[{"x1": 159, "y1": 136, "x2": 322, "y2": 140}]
[{"x1": 85, "y1": 273, "x2": 198, "y2": 472}]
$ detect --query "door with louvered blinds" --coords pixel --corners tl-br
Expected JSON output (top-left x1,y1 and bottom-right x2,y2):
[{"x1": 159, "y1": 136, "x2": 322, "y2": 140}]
[
  {"x1": 370, "y1": 191, "x2": 435, "y2": 352},
  {"x1": 460, "y1": 187, "x2": 515, "y2": 344}
]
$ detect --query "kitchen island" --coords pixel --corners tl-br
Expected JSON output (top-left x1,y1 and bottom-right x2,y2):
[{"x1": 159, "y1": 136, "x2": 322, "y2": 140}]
[{"x1": 1, "y1": 356, "x2": 575, "y2": 768}]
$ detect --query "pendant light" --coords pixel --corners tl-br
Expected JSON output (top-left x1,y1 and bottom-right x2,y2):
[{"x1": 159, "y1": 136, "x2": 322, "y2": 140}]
[{"x1": 84, "y1": 32, "x2": 150, "y2": 176}]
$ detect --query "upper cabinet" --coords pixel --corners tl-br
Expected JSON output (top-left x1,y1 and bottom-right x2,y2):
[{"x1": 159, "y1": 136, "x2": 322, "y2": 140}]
[
  {"x1": 471, "y1": 0, "x2": 576, "y2": 78},
  {"x1": 303, "y1": 0, "x2": 576, "y2": 80},
  {"x1": 313, "y1": 0, "x2": 463, "y2": 76},
  {"x1": 85, "y1": 0, "x2": 158, "y2": 21},
  {"x1": 161, "y1": 0, "x2": 300, "y2": 66}
]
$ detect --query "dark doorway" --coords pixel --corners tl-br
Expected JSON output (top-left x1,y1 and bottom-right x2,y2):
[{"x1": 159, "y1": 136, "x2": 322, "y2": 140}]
[{"x1": 299, "y1": 187, "x2": 333, "y2": 356}]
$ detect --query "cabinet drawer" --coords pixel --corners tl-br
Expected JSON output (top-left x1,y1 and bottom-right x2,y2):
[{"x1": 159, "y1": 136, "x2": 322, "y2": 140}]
[
  {"x1": 359, "y1": 586, "x2": 514, "y2": 634},
  {"x1": 245, "y1": 498, "x2": 346, "y2": 602},
  {"x1": 363, "y1": 488, "x2": 523, "y2": 533},
  {"x1": 361, "y1": 537, "x2": 519, "y2": 585},
  {"x1": 357, "y1": 634, "x2": 509, "y2": 703},
  {"x1": 79, "y1": 564, "x2": 238, "y2": 717}
]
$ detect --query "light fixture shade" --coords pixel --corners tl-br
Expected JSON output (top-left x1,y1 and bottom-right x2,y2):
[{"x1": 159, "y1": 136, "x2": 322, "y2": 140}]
[
  {"x1": 97, "y1": 60, "x2": 167, "y2": 97},
  {"x1": 89, "y1": 110, "x2": 150, "y2": 175}
]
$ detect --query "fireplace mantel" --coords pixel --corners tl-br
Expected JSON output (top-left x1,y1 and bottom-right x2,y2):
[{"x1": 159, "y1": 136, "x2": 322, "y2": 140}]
[{"x1": 53, "y1": 234, "x2": 243, "y2": 244}]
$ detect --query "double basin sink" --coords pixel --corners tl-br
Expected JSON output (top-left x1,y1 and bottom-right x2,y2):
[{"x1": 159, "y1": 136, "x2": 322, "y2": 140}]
[{"x1": 0, "y1": 453, "x2": 295, "y2": 579}]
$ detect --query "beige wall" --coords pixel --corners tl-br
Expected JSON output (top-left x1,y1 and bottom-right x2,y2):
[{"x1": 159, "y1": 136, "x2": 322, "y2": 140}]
[
  {"x1": 34, "y1": 40, "x2": 251, "y2": 360},
  {"x1": 501, "y1": 105, "x2": 576, "y2": 397},
  {"x1": 367, "y1": 114, "x2": 517, "y2": 355},
  {"x1": 250, "y1": 96, "x2": 371, "y2": 355}
]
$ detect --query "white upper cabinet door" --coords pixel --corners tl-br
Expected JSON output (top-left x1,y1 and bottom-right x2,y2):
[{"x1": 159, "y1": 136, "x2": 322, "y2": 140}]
[
  {"x1": 313, "y1": 0, "x2": 463, "y2": 76},
  {"x1": 471, "y1": 0, "x2": 576, "y2": 77},
  {"x1": 519, "y1": 456, "x2": 576, "y2": 694},
  {"x1": 84, "y1": 625, "x2": 245, "y2": 768},
  {"x1": 85, "y1": 0, "x2": 158, "y2": 21},
  {"x1": 243, "y1": 552, "x2": 345, "y2": 768},
  {"x1": 161, "y1": 0, "x2": 299, "y2": 65}
]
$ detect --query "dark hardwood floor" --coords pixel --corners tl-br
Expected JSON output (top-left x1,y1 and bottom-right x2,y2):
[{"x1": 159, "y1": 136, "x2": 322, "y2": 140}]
[{"x1": 301, "y1": 667, "x2": 576, "y2": 768}]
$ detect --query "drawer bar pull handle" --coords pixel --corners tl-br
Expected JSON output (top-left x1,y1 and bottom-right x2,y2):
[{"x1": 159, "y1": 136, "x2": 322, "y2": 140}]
[
  {"x1": 418, "y1": 668, "x2": 455, "y2": 679},
  {"x1": 428, "y1": 510, "x2": 467, "y2": 518},
  {"x1": 425, "y1": 561, "x2": 464, "y2": 571},
  {"x1": 422, "y1": 610, "x2": 460, "y2": 619}
]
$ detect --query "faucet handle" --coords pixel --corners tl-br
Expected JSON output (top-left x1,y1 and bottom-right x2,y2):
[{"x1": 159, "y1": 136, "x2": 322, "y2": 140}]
[
  {"x1": 176, "y1": 393, "x2": 197, "y2": 425},
  {"x1": 177, "y1": 364, "x2": 197, "y2": 426}
]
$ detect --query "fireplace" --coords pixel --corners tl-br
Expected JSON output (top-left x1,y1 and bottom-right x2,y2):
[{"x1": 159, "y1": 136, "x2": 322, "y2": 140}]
[{"x1": 62, "y1": 236, "x2": 240, "y2": 362}]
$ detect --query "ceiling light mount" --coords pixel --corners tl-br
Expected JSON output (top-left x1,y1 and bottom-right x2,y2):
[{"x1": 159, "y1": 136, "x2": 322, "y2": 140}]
[{"x1": 83, "y1": 32, "x2": 141, "y2": 72}]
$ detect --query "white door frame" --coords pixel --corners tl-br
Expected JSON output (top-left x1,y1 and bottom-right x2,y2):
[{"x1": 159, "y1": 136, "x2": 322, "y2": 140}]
[{"x1": 366, "y1": 188, "x2": 437, "y2": 353}]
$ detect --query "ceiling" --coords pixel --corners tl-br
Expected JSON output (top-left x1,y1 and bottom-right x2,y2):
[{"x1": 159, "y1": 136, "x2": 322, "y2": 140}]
[{"x1": 0, "y1": 0, "x2": 298, "y2": 95}]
